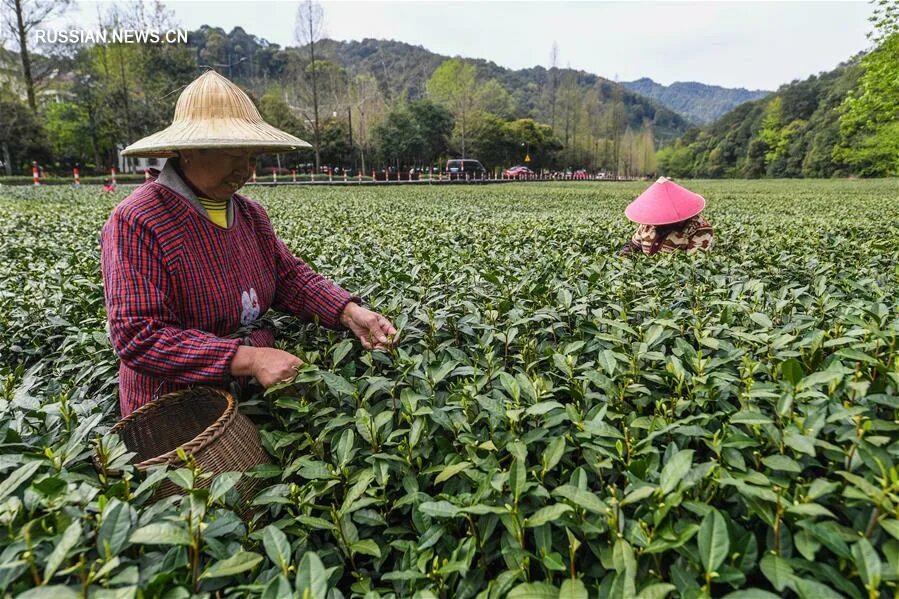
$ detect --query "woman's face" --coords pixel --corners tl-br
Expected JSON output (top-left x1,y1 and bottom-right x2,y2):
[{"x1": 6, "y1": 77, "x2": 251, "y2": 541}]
[{"x1": 179, "y1": 149, "x2": 257, "y2": 200}]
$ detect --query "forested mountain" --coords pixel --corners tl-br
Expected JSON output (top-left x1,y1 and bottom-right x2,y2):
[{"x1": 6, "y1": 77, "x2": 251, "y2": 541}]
[
  {"x1": 312, "y1": 39, "x2": 690, "y2": 142},
  {"x1": 620, "y1": 78, "x2": 769, "y2": 125},
  {"x1": 183, "y1": 31, "x2": 691, "y2": 144},
  {"x1": 654, "y1": 0, "x2": 898, "y2": 179},
  {"x1": 2, "y1": 21, "x2": 675, "y2": 175},
  {"x1": 4, "y1": 1, "x2": 894, "y2": 178},
  {"x1": 657, "y1": 61, "x2": 865, "y2": 178}
]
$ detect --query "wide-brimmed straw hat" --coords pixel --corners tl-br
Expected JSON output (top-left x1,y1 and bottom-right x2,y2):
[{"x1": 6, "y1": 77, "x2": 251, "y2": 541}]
[
  {"x1": 121, "y1": 70, "x2": 311, "y2": 157},
  {"x1": 625, "y1": 177, "x2": 706, "y2": 226}
]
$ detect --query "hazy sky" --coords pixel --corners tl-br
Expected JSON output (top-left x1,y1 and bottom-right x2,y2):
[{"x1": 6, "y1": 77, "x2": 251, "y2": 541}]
[{"x1": 59, "y1": 0, "x2": 874, "y2": 90}]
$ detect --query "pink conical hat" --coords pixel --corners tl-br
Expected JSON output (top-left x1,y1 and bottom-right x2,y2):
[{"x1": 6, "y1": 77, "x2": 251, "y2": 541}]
[{"x1": 625, "y1": 177, "x2": 706, "y2": 225}]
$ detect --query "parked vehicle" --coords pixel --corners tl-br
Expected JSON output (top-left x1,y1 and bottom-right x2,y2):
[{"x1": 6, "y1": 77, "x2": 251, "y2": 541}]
[
  {"x1": 446, "y1": 159, "x2": 486, "y2": 180},
  {"x1": 503, "y1": 165, "x2": 535, "y2": 179},
  {"x1": 573, "y1": 169, "x2": 588, "y2": 180}
]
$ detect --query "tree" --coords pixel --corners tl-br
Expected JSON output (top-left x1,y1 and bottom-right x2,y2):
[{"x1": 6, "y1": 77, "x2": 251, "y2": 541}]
[
  {"x1": 348, "y1": 73, "x2": 386, "y2": 175},
  {"x1": 295, "y1": 0, "x2": 325, "y2": 171},
  {"x1": 1, "y1": 0, "x2": 71, "y2": 112},
  {"x1": 407, "y1": 99, "x2": 453, "y2": 167},
  {"x1": 475, "y1": 79, "x2": 514, "y2": 118},
  {"x1": 756, "y1": 96, "x2": 784, "y2": 166},
  {"x1": 43, "y1": 101, "x2": 93, "y2": 164},
  {"x1": 256, "y1": 86, "x2": 311, "y2": 172},
  {"x1": 0, "y1": 96, "x2": 50, "y2": 174},
  {"x1": 656, "y1": 143, "x2": 694, "y2": 179},
  {"x1": 319, "y1": 117, "x2": 353, "y2": 167},
  {"x1": 466, "y1": 112, "x2": 511, "y2": 168},
  {"x1": 372, "y1": 105, "x2": 424, "y2": 167},
  {"x1": 742, "y1": 138, "x2": 769, "y2": 178},
  {"x1": 314, "y1": 59, "x2": 348, "y2": 109},
  {"x1": 68, "y1": 69, "x2": 106, "y2": 168},
  {"x1": 547, "y1": 41, "x2": 559, "y2": 131},
  {"x1": 76, "y1": 0, "x2": 195, "y2": 167},
  {"x1": 427, "y1": 59, "x2": 477, "y2": 157},
  {"x1": 259, "y1": 86, "x2": 308, "y2": 140},
  {"x1": 504, "y1": 118, "x2": 562, "y2": 170},
  {"x1": 868, "y1": 0, "x2": 898, "y2": 44},
  {"x1": 608, "y1": 86, "x2": 627, "y2": 176},
  {"x1": 835, "y1": 0, "x2": 899, "y2": 176},
  {"x1": 640, "y1": 125, "x2": 657, "y2": 176},
  {"x1": 559, "y1": 71, "x2": 578, "y2": 149}
]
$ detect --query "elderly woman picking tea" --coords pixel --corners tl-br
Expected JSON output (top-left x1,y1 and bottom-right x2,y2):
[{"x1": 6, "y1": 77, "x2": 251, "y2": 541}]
[
  {"x1": 619, "y1": 177, "x2": 714, "y2": 255},
  {"x1": 101, "y1": 71, "x2": 395, "y2": 417}
]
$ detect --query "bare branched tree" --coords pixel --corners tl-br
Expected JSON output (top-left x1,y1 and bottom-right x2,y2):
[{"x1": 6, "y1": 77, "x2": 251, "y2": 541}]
[
  {"x1": 1, "y1": 0, "x2": 70, "y2": 112},
  {"x1": 295, "y1": 0, "x2": 324, "y2": 171},
  {"x1": 548, "y1": 41, "x2": 559, "y2": 131},
  {"x1": 349, "y1": 73, "x2": 383, "y2": 174}
]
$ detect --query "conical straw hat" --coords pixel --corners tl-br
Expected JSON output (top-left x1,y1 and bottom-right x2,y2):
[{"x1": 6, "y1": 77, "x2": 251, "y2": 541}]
[
  {"x1": 624, "y1": 177, "x2": 706, "y2": 225},
  {"x1": 121, "y1": 70, "x2": 311, "y2": 157}
]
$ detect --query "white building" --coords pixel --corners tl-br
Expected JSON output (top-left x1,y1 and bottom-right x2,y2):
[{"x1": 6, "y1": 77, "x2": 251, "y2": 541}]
[{"x1": 116, "y1": 145, "x2": 165, "y2": 174}]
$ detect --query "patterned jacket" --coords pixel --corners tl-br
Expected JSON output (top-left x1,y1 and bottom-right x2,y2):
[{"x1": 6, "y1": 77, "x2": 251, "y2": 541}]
[
  {"x1": 100, "y1": 172, "x2": 355, "y2": 416},
  {"x1": 620, "y1": 216, "x2": 714, "y2": 256}
]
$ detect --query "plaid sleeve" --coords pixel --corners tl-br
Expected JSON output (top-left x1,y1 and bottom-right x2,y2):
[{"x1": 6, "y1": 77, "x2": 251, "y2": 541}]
[
  {"x1": 100, "y1": 209, "x2": 240, "y2": 382},
  {"x1": 248, "y1": 202, "x2": 357, "y2": 329}
]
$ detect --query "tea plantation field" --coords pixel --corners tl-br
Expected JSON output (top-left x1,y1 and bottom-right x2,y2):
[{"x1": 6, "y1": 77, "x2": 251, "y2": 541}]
[{"x1": 1, "y1": 179, "x2": 898, "y2": 598}]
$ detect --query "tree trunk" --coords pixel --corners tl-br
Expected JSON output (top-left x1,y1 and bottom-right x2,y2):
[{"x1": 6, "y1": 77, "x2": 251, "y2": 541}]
[
  {"x1": 550, "y1": 71, "x2": 557, "y2": 132},
  {"x1": 310, "y1": 34, "x2": 321, "y2": 172},
  {"x1": 118, "y1": 49, "x2": 133, "y2": 142},
  {"x1": 1, "y1": 142, "x2": 12, "y2": 176},
  {"x1": 460, "y1": 105, "x2": 466, "y2": 158},
  {"x1": 359, "y1": 108, "x2": 366, "y2": 175},
  {"x1": 347, "y1": 106, "x2": 353, "y2": 147},
  {"x1": 13, "y1": 0, "x2": 37, "y2": 112}
]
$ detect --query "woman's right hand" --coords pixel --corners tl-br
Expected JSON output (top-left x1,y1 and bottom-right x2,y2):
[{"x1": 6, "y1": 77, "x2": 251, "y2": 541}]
[{"x1": 231, "y1": 346, "x2": 303, "y2": 387}]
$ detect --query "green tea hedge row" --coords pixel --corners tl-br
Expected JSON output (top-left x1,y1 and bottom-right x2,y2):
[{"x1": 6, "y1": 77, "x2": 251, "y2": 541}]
[{"x1": 0, "y1": 180, "x2": 897, "y2": 598}]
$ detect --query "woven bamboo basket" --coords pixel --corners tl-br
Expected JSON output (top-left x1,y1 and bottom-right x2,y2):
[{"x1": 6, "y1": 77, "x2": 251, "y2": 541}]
[{"x1": 107, "y1": 387, "x2": 270, "y2": 507}]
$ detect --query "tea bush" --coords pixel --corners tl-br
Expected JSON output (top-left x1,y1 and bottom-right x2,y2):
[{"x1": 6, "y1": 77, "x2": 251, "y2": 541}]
[{"x1": 0, "y1": 180, "x2": 897, "y2": 598}]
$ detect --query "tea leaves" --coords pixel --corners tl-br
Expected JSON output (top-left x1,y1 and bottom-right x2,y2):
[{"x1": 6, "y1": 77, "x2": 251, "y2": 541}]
[{"x1": 0, "y1": 179, "x2": 897, "y2": 597}]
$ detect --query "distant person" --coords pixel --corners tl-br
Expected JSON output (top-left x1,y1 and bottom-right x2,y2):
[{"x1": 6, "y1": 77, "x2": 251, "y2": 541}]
[
  {"x1": 102, "y1": 179, "x2": 117, "y2": 193},
  {"x1": 619, "y1": 177, "x2": 713, "y2": 255}
]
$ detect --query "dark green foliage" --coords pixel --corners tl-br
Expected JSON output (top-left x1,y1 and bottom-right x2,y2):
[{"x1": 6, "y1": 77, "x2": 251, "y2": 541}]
[
  {"x1": 0, "y1": 97, "x2": 52, "y2": 175},
  {"x1": 372, "y1": 108, "x2": 427, "y2": 168},
  {"x1": 407, "y1": 100, "x2": 455, "y2": 166},
  {"x1": 1, "y1": 180, "x2": 898, "y2": 597},
  {"x1": 259, "y1": 87, "x2": 310, "y2": 142},
  {"x1": 373, "y1": 100, "x2": 454, "y2": 168},
  {"x1": 657, "y1": 63, "x2": 866, "y2": 179},
  {"x1": 834, "y1": 3, "x2": 899, "y2": 178},
  {"x1": 318, "y1": 119, "x2": 356, "y2": 168},
  {"x1": 659, "y1": 5, "x2": 898, "y2": 181},
  {"x1": 188, "y1": 25, "x2": 290, "y2": 82}
]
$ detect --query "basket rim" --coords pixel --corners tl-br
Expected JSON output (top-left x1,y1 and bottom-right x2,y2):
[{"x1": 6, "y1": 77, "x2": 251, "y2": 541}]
[{"x1": 109, "y1": 386, "x2": 237, "y2": 469}]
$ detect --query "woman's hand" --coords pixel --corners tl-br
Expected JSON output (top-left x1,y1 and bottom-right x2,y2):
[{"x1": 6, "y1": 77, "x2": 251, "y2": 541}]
[
  {"x1": 231, "y1": 346, "x2": 303, "y2": 387},
  {"x1": 340, "y1": 302, "x2": 397, "y2": 350}
]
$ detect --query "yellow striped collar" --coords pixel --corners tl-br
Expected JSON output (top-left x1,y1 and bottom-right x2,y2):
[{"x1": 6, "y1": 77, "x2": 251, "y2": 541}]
[{"x1": 198, "y1": 197, "x2": 228, "y2": 208}]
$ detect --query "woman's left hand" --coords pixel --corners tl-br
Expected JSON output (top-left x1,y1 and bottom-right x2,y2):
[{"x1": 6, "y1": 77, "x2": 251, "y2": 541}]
[{"x1": 340, "y1": 302, "x2": 397, "y2": 350}]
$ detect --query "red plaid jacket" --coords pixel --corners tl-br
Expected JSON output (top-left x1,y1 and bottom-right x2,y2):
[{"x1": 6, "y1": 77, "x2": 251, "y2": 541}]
[{"x1": 100, "y1": 178, "x2": 355, "y2": 416}]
